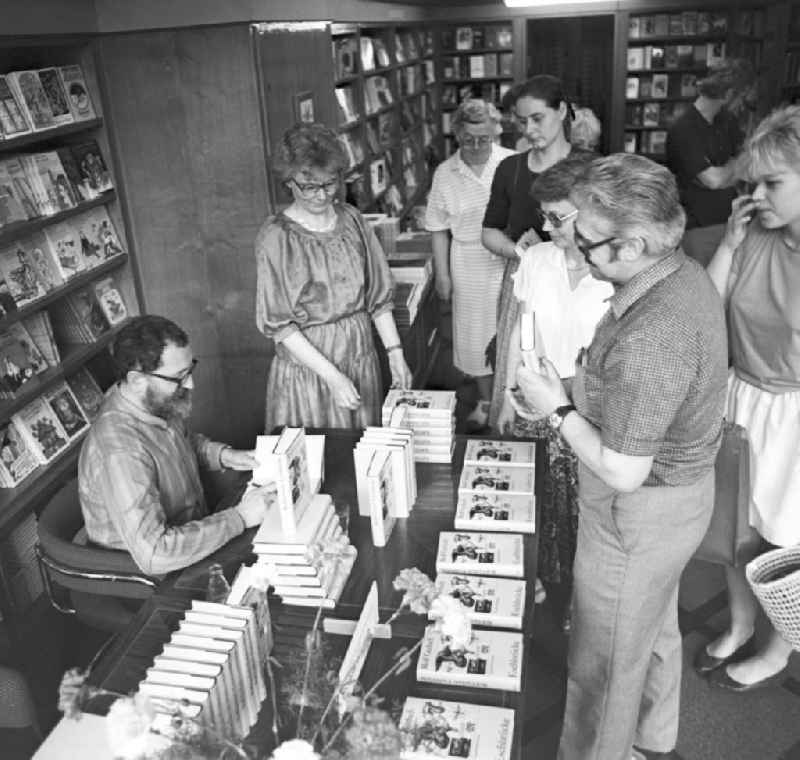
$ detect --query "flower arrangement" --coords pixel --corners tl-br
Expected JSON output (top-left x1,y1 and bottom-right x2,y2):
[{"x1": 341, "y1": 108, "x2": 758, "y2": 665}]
[{"x1": 56, "y1": 567, "x2": 473, "y2": 760}]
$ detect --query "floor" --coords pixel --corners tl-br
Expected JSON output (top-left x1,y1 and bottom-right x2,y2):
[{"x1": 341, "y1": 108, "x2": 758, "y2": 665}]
[{"x1": 2, "y1": 323, "x2": 799, "y2": 759}]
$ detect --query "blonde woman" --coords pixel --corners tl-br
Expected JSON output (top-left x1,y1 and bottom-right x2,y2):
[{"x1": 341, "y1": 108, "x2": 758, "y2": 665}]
[{"x1": 425, "y1": 99, "x2": 514, "y2": 425}]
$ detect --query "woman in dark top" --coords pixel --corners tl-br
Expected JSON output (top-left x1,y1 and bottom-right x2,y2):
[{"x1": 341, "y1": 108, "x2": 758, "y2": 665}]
[{"x1": 482, "y1": 76, "x2": 589, "y2": 431}]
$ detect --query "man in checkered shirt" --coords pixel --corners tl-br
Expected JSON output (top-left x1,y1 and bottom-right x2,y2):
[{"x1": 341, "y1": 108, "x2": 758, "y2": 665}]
[{"x1": 515, "y1": 154, "x2": 727, "y2": 760}]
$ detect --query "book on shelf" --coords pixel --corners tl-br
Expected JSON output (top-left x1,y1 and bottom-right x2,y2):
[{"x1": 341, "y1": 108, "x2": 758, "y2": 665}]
[
  {"x1": 629, "y1": 17, "x2": 641, "y2": 39},
  {"x1": 668, "y1": 13, "x2": 684, "y2": 36},
  {"x1": 0, "y1": 242, "x2": 47, "y2": 306},
  {"x1": 677, "y1": 45, "x2": 694, "y2": 68},
  {"x1": 36, "y1": 68, "x2": 74, "y2": 127},
  {"x1": 682, "y1": 11, "x2": 698, "y2": 36},
  {"x1": 463, "y1": 438, "x2": 535, "y2": 467},
  {"x1": 626, "y1": 77, "x2": 639, "y2": 99},
  {"x1": 12, "y1": 396, "x2": 70, "y2": 464},
  {"x1": 497, "y1": 53, "x2": 513, "y2": 78},
  {"x1": 364, "y1": 76, "x2": 393, "y2": 114},
  {"x1": 373, "y1": 38, "x2": 391, "y2": 68},
  {"x1": 416, "y1": 625, "x2": 523, "y2": 692},
  {"x1": 638, "y1": 76, "x2": 652, "y2": 99},
  {"x1": 472, "y1": 27, "x2": 485, "y2": 49},
  {"x1": 0, "y1": 162, "x2": 30, "y2": 226},
  {"x1": 649, "y1": 130, "x2": 668, "y2": 155},
  {"x1": 370, "y1": 157, "x2": 387, "y2": 196},
  {"x1": 436, "y1": 531, "x2": 524, "y2": 578},
  {"x1": 75, "y1": 206, "x2": 126, "y2": 263},
  {"x1": 627, "y1": 47, "x2": 645, "y2": 70},
  {"x1": 433, "y1": 573, "x2": 526, "y2": 630},
  {"x1": 40, "y1": 221, "x2": 86, "y2": 280},
  {"x1": 455, "y1": 27, "x2": 474, "y2": 51},
  {"x1": 334, "y1": 37, "x2": 358, "y2": 79},
  {"x1": 469, "y1": 55, "x2": 485, "y2": 79},
  {"x1": 22, "y1": 235, "x2": 62, "y2": 293},
  {"x1": 707, "y1": 42, "x2": 726, "y2": 67},
  {"x1": 5, "y1": 321, "x2": 48, "y2": 376},
  {"x1": 0, "y1": 75, "x2": 31, "y2": 139},
  {"x1": 359, "y1": 36, "x2": 376, "y2": 72},
  {"x1": 49, "y1": 286, "x2": 111, "y2": 344},
  {"x1": 642, "y1": 102, "x2": 661, "y2": 127},
  {"x1": 366, "y1": 447, "x2": 396, "y2": 547},
  {"x1": 0, "y1": 418, "x2": 38, "y2": 487},
  {"x1": 394, "y1": 33, "x2": 406, "y2": 64},
  {"x1": 44, "y1": 381, "x2": 89, "y2": 441},
  {"x1": 681, "y1": 74, "x2": 698, "y2": 98},
  {"x1": 650, "y1": 46, "x2": 665, "y2": 69},
  {"x1": 454, "y1": 492, "x2": 535, "y2": 534},
  {"x1": 3, "y1": 156, "x2": 40, "y2": 220},
  {"x1": 69, "y1": 140, "x2": 114, "y2": 197},
  {"x1": 398, "y1": 697, "x2": 514, "y2": 760},
  {"x1": 334, "y1": 86, "x2": 358, "y2": 125},
  {"x1": 624, "y1": 132, "x2": 638, "y2": 154},
  {"x1": 458, "y1": 464, "x2": 535, "y2": 496},
  {"x1": 625, "y1": 104, "x2": 643, "y2": 127},
  {"x1": 22, "y1": 311, "x2": 60, "y2": 368},
  {"x1": 496, "y1": 26, "x2": 512, "y2": 48},
  {"x1": 66, "y1": 366, "x2": 105, "y2": 421},
  {"x1": 93, "y1": 276, "x2": 128, "y2": 326},
  {"x1": 58, "y1": 64, "x2": 96, "y2": 122},
  {"x1": 653, "y1": 14, "x2": 669, "y2": 36},
  {"x1": 664, "y1": 46, "x2": 679, "y2": 70},
  {"x1": 651, "y1": 74, "x2": 668, "y2": 100},
  {"x1": 5, "y1": 71, "x2": 56, "y2": 132}
]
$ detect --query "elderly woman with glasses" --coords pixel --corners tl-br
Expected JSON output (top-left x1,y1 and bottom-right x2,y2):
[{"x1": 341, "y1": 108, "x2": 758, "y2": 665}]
[
  {"x1": 482, "y1": 75, "x2": 592, "y2": 432},
  {"x1": 425, "y1": 99, "x2": 514, "y2": 425},
  {"x1": 500, "y1": 155, "x2": 612, "y2": 624},
  {"x1": 255, "y1": 123, "x2": 412, "y2": 431}
]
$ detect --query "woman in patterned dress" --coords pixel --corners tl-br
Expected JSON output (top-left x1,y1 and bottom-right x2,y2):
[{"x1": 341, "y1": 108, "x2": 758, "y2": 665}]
[
  {"x1": 255, "y1": 123, "x2": 412, "y2": 431},
  {"x1": 425, "y1": 99, "x2": 515, "y2": 424}
]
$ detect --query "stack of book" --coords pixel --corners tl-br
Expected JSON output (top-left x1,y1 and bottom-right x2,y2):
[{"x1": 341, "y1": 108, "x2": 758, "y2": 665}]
[
  {"x1": 137, "y1": 600, "x2": 265, "y2": 741},
  {"x1": 48, "y1": 275, "x2": 127, "y2": 345},
  {"x1": 381, "y1": 389, "x2": 455, "y2": 463},
  {"x1": 250, "y1": 492, "x2": 356, "y2": 607},
  {"x1": 454, "y1": 439, "x2": 535, "y2": 534},
  {"x1": 389, "y1": 258, "x2": 431, "y2": 328},
  {"x1": 354, "y1": 413, "x2": 416, "y2": 546},
  {"x1": 397, "y1": 697, "x2": 514, "y2": 760}
]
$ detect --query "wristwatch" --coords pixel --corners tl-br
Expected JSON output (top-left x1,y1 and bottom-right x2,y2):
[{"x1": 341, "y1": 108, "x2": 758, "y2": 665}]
[{"x1": 548, "y1": 404, "x2": 576, "y2": 431}]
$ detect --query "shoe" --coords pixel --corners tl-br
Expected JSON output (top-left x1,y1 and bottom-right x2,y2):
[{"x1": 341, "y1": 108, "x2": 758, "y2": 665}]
[
  {"x1": 693, "y1": 635, "x2": 755, "y2": 675},
  {"x1": 709, "y1": 664, "x2": 788, "y2": 692}
]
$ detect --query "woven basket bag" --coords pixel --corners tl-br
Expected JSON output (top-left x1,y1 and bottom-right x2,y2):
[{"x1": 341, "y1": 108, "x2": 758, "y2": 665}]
[{"x1": 746, "y1": 545, "x2": 800, "y2": 651}]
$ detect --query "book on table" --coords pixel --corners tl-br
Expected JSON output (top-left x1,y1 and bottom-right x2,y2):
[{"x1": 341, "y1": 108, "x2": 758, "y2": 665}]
[
  {"x1": 454, "y1": 492, "x2": 535, "y2": 534},
  {"x1": 366, "y1": 447, "x2": 396, "y2": 547},
  {"x1": 432, "y1": 573, "x2": 526, "y2": 630},
  {"x1": 252, "y1": 492, "x2": 335, "y2": 554},
  {"x1": 436, "y1": 531, "x2": 524, "y2": 578},
  {"x1": 398, "y1": 696, "x2": 515, "y2": 760},
  {"x1": 462, "y1": 439, "x2": 535, "y2": 468},
  {"x1": 416, "y1": 626, "x2": 523, "y2": 692},
  {"x1": 458, "y1": 464, "x2": 534, "y2": 496}
]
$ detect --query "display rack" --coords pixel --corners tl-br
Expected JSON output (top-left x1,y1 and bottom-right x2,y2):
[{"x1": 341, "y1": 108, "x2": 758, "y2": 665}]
[
  {"x1": 437, "y1": 21, "x2": 515, "y2": 157},
  {"x1": 623, "y1": 7, "x2": 766, "y2": 161}
]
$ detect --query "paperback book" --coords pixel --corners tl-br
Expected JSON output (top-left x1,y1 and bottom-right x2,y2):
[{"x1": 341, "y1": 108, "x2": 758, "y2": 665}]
[
  {"x1": 6, "y1": 70, "x2": 55, "y2": 131},
  {"x1": 69, "y1": 140, "x2": 113, "y2": 197},
  {"x1": 0, "y1": 75, "x2": 31, "y2": 139},
  {"x1": 454, "y1": 492, "x2": 535, "y2": 534},
  {"x1": 12, "y1": 396, "x2": 70, "y2": 464},
  {"x1": 433, "y1": 573, "x2": 526, "y2": 630},
  {"x1": 366, "y1": 447, "x2": 395, "y2": 547},
  {"x1": 44, "y1": 382, "x2": 89, "y2": 441},
  {"x1": 58, "y1": 64, "x2": 97, "y2": 121},
  {"x1": 463, "y1": 439, "x2": 535, "y2": 467},
  {"x1": 0, "y1": 242, "x2": 47, "y2": 305},
  {"x1": 398, "y1": 697, "x2": 514, "y2": 760},
  {"x1": 93, "y1": 276, "x2": 128, "y2": 325},
  {"x1": 416, "y1": 626, "x2": 523, "y2": 692},
  {"x1": 67, "y1": 367, "x2": 105, "y2": 421},
  {"x1": 457, "y1": 465, "x2": 535, "y2": 496},
  {"x1": 0, "y1": 419, "x2": 38, "y2": 487},
  {"x1": 36, "y1": 68, "x2": 74, "y2": 127},
  {"x1": 436, "y1": 532, "x2": 524, "y2": 578}
]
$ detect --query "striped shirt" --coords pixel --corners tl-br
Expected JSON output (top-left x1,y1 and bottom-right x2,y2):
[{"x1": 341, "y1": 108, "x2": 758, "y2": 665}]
[
  {"x1": 573, "y1": 249, "x2": 727, "y2": 486},
  {"x1": 78, "y1": 385, "x2": 245, "y2": 575}
]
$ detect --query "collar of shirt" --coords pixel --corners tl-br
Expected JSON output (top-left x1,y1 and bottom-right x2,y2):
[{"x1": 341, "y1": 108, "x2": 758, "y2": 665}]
[
  {"x1": 454, "y1": 143, "x2": 503, "y2": 181},
  {"x1": 609, "y1": 247, "x2": 685, "y2": 319},
  {"x1": 111, "y1": 382, "x2": 170, "y2": 429}
]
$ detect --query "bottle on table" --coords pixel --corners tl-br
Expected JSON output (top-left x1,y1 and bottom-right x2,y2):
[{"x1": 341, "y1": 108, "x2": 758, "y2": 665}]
[{"x1": 206, "y1": 563, "x2": 231, "y2": 603}]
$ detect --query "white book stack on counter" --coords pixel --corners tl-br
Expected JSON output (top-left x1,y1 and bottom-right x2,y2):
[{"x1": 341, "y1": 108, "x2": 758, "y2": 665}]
[
  {"x1": 381, "y1": 389, "x2": 456, "y2": 463},
  {"x1": 249, "y1": 493, "x2": 357, "y2": 609},
  {"x1": 136, "y1": 601, "x2": 264, "y2": 741}
]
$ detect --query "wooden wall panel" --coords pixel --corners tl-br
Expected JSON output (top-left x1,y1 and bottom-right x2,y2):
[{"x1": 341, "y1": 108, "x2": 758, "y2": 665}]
[{"x1": 97, "y1": 25, "x2": 272, "y2": 446}]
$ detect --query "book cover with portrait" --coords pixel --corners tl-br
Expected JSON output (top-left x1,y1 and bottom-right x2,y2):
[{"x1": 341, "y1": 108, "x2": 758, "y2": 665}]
[
  {"x1": 457, "y1": 464, "x2": 534, "y2": 496},
  {"x1": 44, "y1": 381, "x2": 89, "y2": 441},
  {"x1": 58, "y1": 64, "x2": 97, "y2": 122},
  {"x1": 454, "y1": 492, "x2": 535, "y2": 534},
  {"x1": 0, "y1": 419, "x2": 38, "y2": 486},
  {"x1": 12, "y1": 397, "x2": 69, "y2": 464},
  {"x1": 436, "y1": 532, "x2": 524, "y2": 578},
  {"x1": 432, "y1": 574, "x2": 526, "y2": 630},
  {"x1": 463, "y1": 439, "x2": 535, "y2": 468}
]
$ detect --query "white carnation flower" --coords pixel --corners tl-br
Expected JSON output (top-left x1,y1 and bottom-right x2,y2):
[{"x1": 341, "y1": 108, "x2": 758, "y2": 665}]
[{"x1": 271, "y1": 738, "x2": 320, "y2": 760}]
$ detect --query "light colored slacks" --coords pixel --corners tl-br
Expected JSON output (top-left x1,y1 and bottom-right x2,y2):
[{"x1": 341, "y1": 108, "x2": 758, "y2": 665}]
[{"x1": 557, "y1": 464, "x2": 714, "y2": 760}]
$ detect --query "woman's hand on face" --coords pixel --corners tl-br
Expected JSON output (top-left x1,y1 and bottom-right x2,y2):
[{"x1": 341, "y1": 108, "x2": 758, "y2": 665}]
[
  {"x1": 389, "y1": 350, "x2": 413, "y2": 389},
  {"x1": 327, "y1": 370, "x2": 361, "y2": 410},
  {"x1": 723, "y1": 195, "x2": 757, "y2": 252}
]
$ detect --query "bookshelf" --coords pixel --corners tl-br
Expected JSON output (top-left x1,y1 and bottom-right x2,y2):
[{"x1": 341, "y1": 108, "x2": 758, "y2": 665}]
[
  {"x1": 437, "y1": 21, "x2": 515, "y2": 157},
  {"x1": 332, "y1": 23, "x2": 440, "y2": 222},
  {"x1": 622, "y1": 7, "x2": 767, "y2": 161},
  {"x1": 782, "y1": 4, "x2": 800, "y2": 103},
  {"x1": 0, "y1": 36, "x2": 141, "y2": 641}
]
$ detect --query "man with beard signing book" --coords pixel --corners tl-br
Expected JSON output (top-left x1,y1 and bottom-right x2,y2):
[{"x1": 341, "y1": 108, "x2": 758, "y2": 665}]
[
  {"x1": 511, "y1": 155, "x2": 727, "y2": 760},
  {"x1": 79, "y1": 315, "x2": 274, "y2": 575}
]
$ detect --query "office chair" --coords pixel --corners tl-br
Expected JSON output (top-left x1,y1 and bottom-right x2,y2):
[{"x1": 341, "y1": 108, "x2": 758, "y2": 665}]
[{"x1": 35, "y1": 479, "x2": 157, "y2": 634}]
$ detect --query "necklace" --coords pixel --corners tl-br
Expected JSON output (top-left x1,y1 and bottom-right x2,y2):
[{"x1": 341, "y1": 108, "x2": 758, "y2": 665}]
[{"x1": 286, "y1": 205, "x2": 337, "y2": 232}]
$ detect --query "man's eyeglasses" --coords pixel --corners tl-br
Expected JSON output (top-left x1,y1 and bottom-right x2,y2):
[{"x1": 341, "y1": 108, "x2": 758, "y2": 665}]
[
  {"x1": 290, "y1": 177, "x2": 340, "y2": 197},
  {"x1": 537, "y1": 207, "x2": 578, "y2": 230},
  {"x1": 459, "y1": 135, "x2": 493, "y2": 148},
  {"x1": 142, "y1": 358, "x2": 198, "y2": 388},
  {"x1": 573, "y1": 224, "x2": 618, "y2": 264}
]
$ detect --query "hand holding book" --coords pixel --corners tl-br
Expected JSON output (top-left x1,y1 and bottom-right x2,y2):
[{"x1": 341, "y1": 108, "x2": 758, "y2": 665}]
[{"x1": 220, "y1": 446, "x2": 257, "y2": 471}]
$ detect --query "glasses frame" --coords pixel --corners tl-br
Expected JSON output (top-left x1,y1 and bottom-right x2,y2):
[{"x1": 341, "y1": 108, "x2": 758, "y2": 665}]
[
  {"x1": 142, "y1": 358, "x2": 198, "y2": 388},
  {"x1": 459, "y1": 134, "x2": 494, "y2": 149},
  {"x1": 573, "y1": 223, "x2": 618, "y2": 264},
  {"x1": 538, "y1": 207, "x2": 578, "y2": 230},
  {"x1": 289, "y1": 176, "x2": 340, "y2": 198}
]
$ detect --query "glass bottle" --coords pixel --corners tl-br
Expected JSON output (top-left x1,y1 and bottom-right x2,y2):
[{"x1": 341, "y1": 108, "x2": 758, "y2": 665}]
[{"x1": 206, "y1": 563, "x2": 231, "y2": 604}]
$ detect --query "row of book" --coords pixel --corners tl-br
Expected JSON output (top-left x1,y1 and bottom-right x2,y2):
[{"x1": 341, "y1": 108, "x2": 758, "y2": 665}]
[
  {"x1": 0, "y1": 64, "x2": 96, "y2": 139},
  {"x1": 627, "y1": 41, "x2": 726, "y2": 71},
  {"x1": 0, "y1": 206, "x2": 125, "y2": 309},
  {"x1": 390, "y1": 257, "x2": 432, "y2": 327},
  {"x1": 0, "y1": 367, "x2": 105, "y2": 486},
  {"x1": 626, "y1": 101, "x2": 689, "y2": 130},
  {"x1": 624, "y1": 129, "x2": 667, "y2": 157},
  {"x1": 628, "y1": 11, "x2": 736, "y2": 39},
  {"x1": 382, "y1": 389, "x2": 455, "y2": 463},
  {"x1": 441, "y1": 53, "x2": 513, "y2": 81},
  {"x1": 626, "y1": 73, "x2": 697, "y2": 101},
  {"x1": 0, "y1": 139, "x2": 114, "y2": 227},
  {"x1": 442, "y1": 81, "x2": 511, "y2": 109},
  {"x1": 444, "y1": 25, "x2": 513, "y2": 52},
  {"x1": 137, "y1": 600, "x2": 266, "y2": 741}
]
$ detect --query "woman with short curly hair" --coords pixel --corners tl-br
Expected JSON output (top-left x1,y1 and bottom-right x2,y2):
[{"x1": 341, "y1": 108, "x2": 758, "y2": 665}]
[{"x1": 256, "y1": 123, "x2": 411, "y2": 431}]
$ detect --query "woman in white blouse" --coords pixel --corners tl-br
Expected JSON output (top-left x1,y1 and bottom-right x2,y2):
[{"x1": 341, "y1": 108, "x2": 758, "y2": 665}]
[
  {"x1": 499, "y1": 155, "x2": 612, "y2": 623},
  {"x1": 425, "y1": 99, "x2": 515, "y2": 426}
]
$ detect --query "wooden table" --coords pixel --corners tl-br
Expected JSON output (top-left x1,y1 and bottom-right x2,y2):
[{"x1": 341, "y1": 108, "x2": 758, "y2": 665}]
[{"x1": 87, "y1": 430, "x2": 544, "y2": 759}]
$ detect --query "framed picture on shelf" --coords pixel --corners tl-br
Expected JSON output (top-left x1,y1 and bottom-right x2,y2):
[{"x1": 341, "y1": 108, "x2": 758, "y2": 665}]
[{"x1": 293, "y1": 91, "x2": 315, "y2": 124}]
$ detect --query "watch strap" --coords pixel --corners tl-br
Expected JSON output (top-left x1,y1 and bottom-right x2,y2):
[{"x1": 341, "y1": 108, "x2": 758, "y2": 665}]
[{"x1": 552, "y1": 404, "x2": 577, "y2": 430}]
